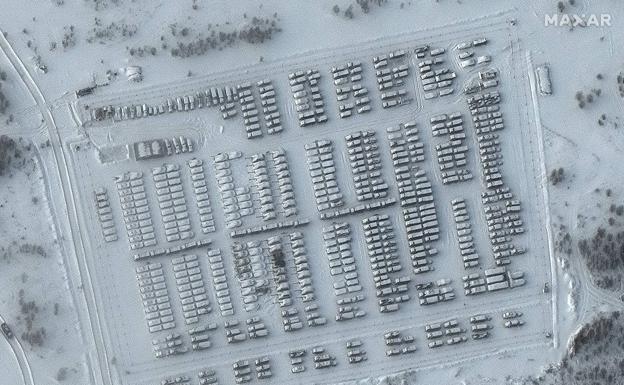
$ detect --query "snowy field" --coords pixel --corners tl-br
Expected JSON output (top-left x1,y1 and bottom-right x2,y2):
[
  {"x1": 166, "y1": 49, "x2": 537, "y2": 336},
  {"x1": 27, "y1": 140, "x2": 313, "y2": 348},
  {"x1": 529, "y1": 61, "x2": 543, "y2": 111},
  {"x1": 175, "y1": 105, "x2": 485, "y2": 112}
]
[{"x1": 0, "y1": 1, "x2": 622, "y2": 385}]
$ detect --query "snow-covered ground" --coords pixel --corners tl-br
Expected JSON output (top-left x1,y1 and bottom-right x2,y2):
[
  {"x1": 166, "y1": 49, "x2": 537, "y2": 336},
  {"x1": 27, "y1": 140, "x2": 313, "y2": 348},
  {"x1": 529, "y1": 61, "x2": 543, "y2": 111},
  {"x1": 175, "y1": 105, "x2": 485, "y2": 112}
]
[
  {"x1": 0, "y1": 336, "x2": 22, "y2": 385},
  {"x1": 0, "y1": 138, "x2": 88, "y2": 384},
  {"x1": 0, "y1": 0, "x2": 622, "y2": 384}
]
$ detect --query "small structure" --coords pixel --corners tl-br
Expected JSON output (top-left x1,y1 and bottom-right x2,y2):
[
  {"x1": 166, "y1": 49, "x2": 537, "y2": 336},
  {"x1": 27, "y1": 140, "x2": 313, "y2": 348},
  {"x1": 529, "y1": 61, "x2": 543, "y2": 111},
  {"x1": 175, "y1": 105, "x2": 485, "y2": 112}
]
[
  {"x1": 134, "y1": 139, "x2": 166, "y2": 160},
  {"x1": 536, "y1": 64, "x2": 552, "y2": 95},
  {"x1": 124, "y1": 65, "x2": 143, "y2": 82}
]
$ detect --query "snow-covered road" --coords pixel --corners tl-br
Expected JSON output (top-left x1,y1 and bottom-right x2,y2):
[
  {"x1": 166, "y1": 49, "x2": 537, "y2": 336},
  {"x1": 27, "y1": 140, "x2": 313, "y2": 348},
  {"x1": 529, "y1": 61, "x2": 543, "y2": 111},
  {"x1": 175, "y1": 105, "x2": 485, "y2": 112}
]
[{"x1": 0, "y1": 313, "x2": 33, "y2": 385}]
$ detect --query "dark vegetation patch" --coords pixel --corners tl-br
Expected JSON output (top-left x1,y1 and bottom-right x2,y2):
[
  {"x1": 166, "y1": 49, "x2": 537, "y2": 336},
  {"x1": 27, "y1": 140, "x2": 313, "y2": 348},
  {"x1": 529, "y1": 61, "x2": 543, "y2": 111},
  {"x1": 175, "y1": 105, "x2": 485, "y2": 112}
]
[
  {"x1": 0, "y1": 135, "x2": 19, "y2": 175},
  {"x1": 575, "y1": 88, "x2": 601, "y2": 109},
  {"x1": 0, "y1": 69, "x2": 9, "y2": 115},
  {"x1": 61, "y1": 25, "x2": 77, "y2": 50},
  {"x1": 553, "y1": 188, "x2": 624, "y2": 292},
  {"x1": 0, "y1": 136, "x2": 34, "y2": 176},
  {"x1": 549, "y1": 167, "x2": 565, "y2": 186},
  {"x1": 556, "y1": 0, "x2": 577, "y2": 13},
  {"x1": 86, "y1": 18, "x2": 137, "y2": 44},
  {"x1": 167, "y1": 15, "x2": 281, "y2": 58},
  {"x1": 618, "y1": 72, "x2": 624, "y2": 98},
  {"x1": 578, "y1": 228, "x2": 624, "y2": 290},
  {"x1": 0, "y1": 242, "x2": 49, "y2": 264},
  {"x1": 355, "y1": 0, "x2": 389, "y2": 13},
  {"x1": 576, "y1": 190, "x2": 624, "y2": 291},
  {"x1": 84, "y1": 0, "x2": 122, "y2": 11},
  {"x1": 16, "y1": 289, "x2": 47, "y2": 348},
  {"x1": 127, "y1": 45, "x2": 158, "y2": 57},
  {"x1": 529, "y1": 311, "x2": 624, "y2": 385},
  {"x1": 333, "y1": 0, "x2": 390, "y2": 19},
  {"x1": 55, "y1": 367, "x2": 69, "y2": 381},
  {"x1": 554, "y1": 224, "x2": 573, "y2": 256}
]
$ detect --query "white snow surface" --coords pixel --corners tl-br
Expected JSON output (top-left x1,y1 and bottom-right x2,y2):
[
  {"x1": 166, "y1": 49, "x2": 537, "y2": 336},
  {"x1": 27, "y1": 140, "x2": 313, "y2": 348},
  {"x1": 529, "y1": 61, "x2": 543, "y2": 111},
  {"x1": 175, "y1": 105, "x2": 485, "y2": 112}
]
[{"x1": 0, "y1": 0, "x2": 622, "y2": 385}]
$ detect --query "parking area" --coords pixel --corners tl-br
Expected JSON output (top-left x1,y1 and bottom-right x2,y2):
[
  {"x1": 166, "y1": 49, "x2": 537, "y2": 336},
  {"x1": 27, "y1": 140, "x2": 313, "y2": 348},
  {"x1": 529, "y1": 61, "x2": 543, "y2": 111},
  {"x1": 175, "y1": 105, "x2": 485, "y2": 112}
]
[{"x1": 62, "y1": 15, "x2": 554, "y2": 385}]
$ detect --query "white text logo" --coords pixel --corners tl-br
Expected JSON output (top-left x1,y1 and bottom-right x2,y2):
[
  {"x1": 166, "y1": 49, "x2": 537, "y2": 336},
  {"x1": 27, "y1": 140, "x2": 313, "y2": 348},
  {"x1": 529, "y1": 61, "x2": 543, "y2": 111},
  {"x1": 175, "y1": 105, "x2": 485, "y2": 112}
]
[{"x1": 544, "y1": 13, "x2": 612, "y2": 27}]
